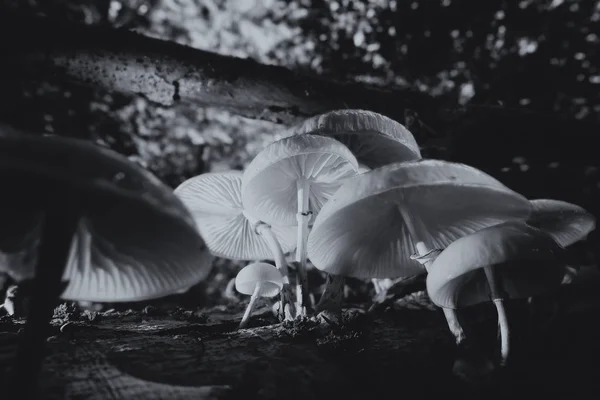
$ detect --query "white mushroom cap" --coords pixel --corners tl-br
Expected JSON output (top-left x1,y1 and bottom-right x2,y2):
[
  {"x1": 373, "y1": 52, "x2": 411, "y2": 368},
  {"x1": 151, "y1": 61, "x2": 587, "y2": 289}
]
[
  {"x1": 0, "y1": 132, "x2": 213, "y2": 302},
  {"x1": 426, "y1": 221, "x2": 566, "y2": 309},
  {"x1": 307, "y1": 159, "x2": 532, "y2": 279},
  {"x1": 290, "y1": 109, "x2": 421, "y2": 168},
  {"x1": 235, "y1": 262, "x2": 284, "y2": 297},
  {"x1": 174, "y1": 170, "x2": 296, "y2": 260},
  {"x1": 241, "y1": 134, "x2": 359, "y2": 226},
  {"x1": 528, "y1": 199, "x2": 596, "y2": 247}
]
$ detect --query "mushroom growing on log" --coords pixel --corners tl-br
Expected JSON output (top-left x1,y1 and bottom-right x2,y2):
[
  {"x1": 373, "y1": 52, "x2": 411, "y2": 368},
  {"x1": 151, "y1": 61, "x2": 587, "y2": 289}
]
[
  {"x1": 289, "y1": 109, "x2": 423, "y2": 313},
  {"x1": 174, "y1": 170, "x2": 297, "y2": 320},
  {"x1": 242, "y1": 134, "x2": 359, "y2": 317},
  {"x1": 235, "y1": 262, "x2": 284, "y2": 329},
  {"x1": 426, "y1": 221, "x2": 567, "y2": 367},
  {"x1": 307, "y1": 159, "x2": 532, "y2": 346}
]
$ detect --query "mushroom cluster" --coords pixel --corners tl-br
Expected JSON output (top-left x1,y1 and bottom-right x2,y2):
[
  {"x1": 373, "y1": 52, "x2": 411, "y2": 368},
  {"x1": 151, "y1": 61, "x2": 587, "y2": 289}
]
[
  {"x1": 175, "y1": 110, "x2": 596, "y2": 366},
  {"x1": 5, "y1": 109, "x2": 594, "y2": 390},
  {"x1": 226, "y1": 110, "x2": 597, "y2": 372},
  {"x1": 176, "y1": 109, "x2": 425, "y2": 326}
]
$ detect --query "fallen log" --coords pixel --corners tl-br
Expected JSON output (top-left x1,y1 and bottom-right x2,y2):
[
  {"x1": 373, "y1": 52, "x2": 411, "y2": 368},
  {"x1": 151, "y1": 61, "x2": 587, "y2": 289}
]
[{"x1": 0, "y1": 11, "x2": 438, "y2": 131}]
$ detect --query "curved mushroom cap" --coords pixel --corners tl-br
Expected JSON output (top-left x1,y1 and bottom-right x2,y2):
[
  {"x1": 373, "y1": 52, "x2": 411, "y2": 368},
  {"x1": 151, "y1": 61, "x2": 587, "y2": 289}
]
[
  {"x1": 527, "y1": 199, "x2": 596, "y2": 247},
  {"x1": 291, "y1": 109, "x2": 421, "y2": 168},
  {"x1": 426, "y1": 221, "x2": 566, "y2": 309},
  {"x1": 235, "y1": 262, "x2": 284, "y2": 297},
  {"x1": 307, "y1": 160, "x2": 532, "y2": 279},
  {"x1": 174, "y1": 171, "x2": 297, "y2": 260},
  {"x1": 241, "y1": 134, "x2": 359, "y2": 226},
  {"x1": 0, "y1": 132, "x2": 213, "y2": 302}
]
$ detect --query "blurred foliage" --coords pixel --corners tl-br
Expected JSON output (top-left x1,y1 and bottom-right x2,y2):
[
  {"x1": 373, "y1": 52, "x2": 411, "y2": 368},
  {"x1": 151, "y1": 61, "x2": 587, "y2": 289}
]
[
  {"x1": 2, "y1": 0, "x2": 599, "y2": 169},
  {"x1": 1, "y1": 0, "x2": 598, "y2": 179}
]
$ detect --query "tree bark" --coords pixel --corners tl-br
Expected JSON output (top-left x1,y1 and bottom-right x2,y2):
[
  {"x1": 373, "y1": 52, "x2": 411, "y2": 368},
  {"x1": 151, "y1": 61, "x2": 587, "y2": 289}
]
[
  {"x1": 0, "y1": 11, "x2": 438, "y2": 131},
  {"x1": 1, "y1": 293, "x2": 599, "y2": 400}
]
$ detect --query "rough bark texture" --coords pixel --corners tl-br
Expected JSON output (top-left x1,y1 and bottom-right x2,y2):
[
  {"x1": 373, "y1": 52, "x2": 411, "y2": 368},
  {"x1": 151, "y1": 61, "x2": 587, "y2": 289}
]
[
  {"x1": 1, "y1": 284, "x2": 600, "y2": 400},
  {"x1": 0, "y1": 11, "x2": 437, "y2": 129}
]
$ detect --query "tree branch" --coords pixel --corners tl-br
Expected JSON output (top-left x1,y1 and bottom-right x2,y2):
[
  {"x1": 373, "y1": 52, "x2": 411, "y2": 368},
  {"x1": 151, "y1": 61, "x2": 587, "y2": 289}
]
[{"x1": 0, "y1": 11, "x2": 438, "y2": 132}]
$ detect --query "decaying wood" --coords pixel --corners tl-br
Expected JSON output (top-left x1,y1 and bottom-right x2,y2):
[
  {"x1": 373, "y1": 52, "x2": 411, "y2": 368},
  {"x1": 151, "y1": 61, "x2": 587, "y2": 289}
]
[
  {"x1": 0, "y1": 11, "x2": 438, "y2": 129},
  {"x1": 1, "y1": 285, "x2": 600, "y2": 400}
]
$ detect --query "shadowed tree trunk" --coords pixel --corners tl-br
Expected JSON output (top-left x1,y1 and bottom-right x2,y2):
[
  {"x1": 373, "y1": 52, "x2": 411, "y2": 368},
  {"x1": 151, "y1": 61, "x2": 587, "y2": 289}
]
[
  {"x1": 1, "y1": 9, "x2": 599, "y2": 168},
  {"x1": 0, "y1": 11, "x2": 439, "y2": 132}
]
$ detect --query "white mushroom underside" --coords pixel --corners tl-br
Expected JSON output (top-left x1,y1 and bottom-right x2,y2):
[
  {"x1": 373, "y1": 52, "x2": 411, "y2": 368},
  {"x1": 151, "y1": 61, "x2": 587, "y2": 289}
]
[
  {"x1": 243, "y1": 151, "x2": 358, "y2": 226},
  {"x1": 528, "y1": 199, "x2": 596, "y2": 247},
  {"x1": 62, "y1": 215, "x2": 213, "y2": 302},
  {"x1": 174, "y1": 171, "x2": 296, "y2": 260},
  {"x1": 0, "y1": 134, "x2": 214, "y2": 302},
  {"x1": 426, "y1": 222, "x2": 566, "y2": 308},
  {"x1": 428, "y1": 259, "x2": 566, "y2": 309},
  {"x1": 307, "y1": 160, "x2": 533, "y2": 279},
  {"x1": 309, "y1": 185, "x2": 531, "y2": 279},
  {"x1": 0, "y1": 210, "x2": 213, "y2": 303}
]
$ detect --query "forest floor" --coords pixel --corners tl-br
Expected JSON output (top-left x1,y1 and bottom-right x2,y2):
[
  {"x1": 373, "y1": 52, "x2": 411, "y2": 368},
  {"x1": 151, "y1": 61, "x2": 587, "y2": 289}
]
[{"x1": 1, "y1": 287, "x2": 600, "y2": 400}]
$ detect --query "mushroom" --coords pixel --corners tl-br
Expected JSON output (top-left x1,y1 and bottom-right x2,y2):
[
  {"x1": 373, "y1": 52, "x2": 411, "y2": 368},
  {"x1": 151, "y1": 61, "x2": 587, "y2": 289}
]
[
  {"x1": 307, "y1": 159, "x2": 532, "y2": 344},
  {"x1": 174, "y1": 170, "x2": 297, "y2": 319},
  {"x1": 291, "y1": 110, "x2": 421, "y2": 311},
  {"x1": 241, "y1": 134, "x2": 359, "y2": 316},
  {"x1": 524, "y1": 199, "x2": 596, "y2": 330},
  {"x1": 235, "y1": 262, "x2": 284, "y2": 329},
  {"x1": 426, "y1": 221, "x2": 567, "y2": 366},
  {"x1": 527, "y1": 199, "x2": 596, "y2": 248},
  {"x1": 0, "y1": 132, "x2": 213, "y2": 396},
  {"x1": 289, "y1": 109, "x2": 422, "y2": 168}
]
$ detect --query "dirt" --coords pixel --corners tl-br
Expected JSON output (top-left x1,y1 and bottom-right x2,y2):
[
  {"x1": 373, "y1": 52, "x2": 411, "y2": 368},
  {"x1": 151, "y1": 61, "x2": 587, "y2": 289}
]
[{"x1": 1, "y1": 288, "x2": 600, "y2": 400}]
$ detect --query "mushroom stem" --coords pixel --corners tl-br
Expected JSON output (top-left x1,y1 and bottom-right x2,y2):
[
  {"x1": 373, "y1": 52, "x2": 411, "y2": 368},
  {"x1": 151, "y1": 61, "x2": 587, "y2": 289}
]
[
  {"x1": 255, "y1": 223, "x2": 295, "y2": 320},
  {"x1": 10, "y1": 194, "x2": 80, "y2": 397},
  {"x1": 398, "y1": 202, "x2": 469, "y2": 345},
  {"x1": 442, "y1": 308, "x2": 467, "y2": 345},
  {"x1": 372, "y1": 279, "x2": 383, "y2": 294},
  {"x1": 238, "y1": 282, "x2": 263, "y2": 329},
  {"x1": 410, "y1": 240, "x2": 468, "y2": 346},
  {"x1": 483, "y1": 265, "x2": 510, "y2": 366},
  {"x1": 315, "y1": 273, "x2": 345, "y2": 317},
  {"x1": 494, "y1": 299, "x2": 510, "y2": 366},
  {"x1": 256, "y1": 223, "x2": 289, "y2": 281},
  {"x1": 295, "y1": 178, "x2": 312, "y2": 317}
]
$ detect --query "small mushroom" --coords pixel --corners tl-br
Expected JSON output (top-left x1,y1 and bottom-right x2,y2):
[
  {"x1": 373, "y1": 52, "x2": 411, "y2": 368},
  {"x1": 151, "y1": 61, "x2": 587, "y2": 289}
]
[
  {"x1": 527, "y1": 199, "x2": 596, "y2": 247},
  {"x1": 290, "y1": 109, "x2": 422, "y2": 168},
  {"x1": 0, "y1": 132, "x2": 212, "y2": 396},
  {"x1": 307, "y1": 159, "x2": 532, "y2": 344},
  {"x1": 235, "y1": 262, "x2": 284, "y2": 329},
  {"x1": 242, "y1": 134, "x2": 359, "y2": 316},
  {"x1": 174, "y1": 170, "x2": 297, "y2": 319},
  {"x1": 426, "y1": 221, "x2": 566, "y2": 366}
]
